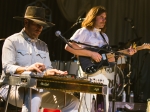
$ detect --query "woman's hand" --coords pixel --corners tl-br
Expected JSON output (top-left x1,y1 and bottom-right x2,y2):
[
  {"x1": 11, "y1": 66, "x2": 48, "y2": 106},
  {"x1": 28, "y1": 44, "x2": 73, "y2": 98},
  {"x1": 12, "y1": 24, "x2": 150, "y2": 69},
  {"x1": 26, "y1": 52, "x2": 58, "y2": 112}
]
[
  {"x1": 44, "y1": 69, "x2": 68, "y2": 77},
  {"x1": 128, "y1": 46, "x2": 137, "y2": 55},
  {"x1": 91, "y1": 52, "x2": 102, "y2": 62}
]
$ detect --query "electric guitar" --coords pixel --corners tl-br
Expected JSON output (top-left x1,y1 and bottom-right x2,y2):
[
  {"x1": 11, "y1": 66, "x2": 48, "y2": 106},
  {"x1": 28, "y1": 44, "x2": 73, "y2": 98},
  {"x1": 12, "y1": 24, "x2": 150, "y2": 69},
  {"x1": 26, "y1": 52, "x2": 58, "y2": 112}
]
[{"x1": 78, "y1": 43, "x2": 150, "y2": 74}]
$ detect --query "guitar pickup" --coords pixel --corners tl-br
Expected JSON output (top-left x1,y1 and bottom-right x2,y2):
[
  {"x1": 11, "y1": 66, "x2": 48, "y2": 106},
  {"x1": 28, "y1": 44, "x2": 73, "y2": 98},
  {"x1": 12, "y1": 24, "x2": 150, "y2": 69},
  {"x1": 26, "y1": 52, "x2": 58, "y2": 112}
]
[
  {"x1": 106, "y1": 53, "x2": 115, "y2": 59},
  {"x1": 102, "y1": 54, "x2": 107, "y2": 60}
]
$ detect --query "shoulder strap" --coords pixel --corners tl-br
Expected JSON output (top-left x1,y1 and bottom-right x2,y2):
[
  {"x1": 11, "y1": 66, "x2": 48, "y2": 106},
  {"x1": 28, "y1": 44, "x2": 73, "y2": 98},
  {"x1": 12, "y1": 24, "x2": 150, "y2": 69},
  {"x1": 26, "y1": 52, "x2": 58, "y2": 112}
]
[{"x1": 100, "y1": 32, "x2": 108, "y2": 45}]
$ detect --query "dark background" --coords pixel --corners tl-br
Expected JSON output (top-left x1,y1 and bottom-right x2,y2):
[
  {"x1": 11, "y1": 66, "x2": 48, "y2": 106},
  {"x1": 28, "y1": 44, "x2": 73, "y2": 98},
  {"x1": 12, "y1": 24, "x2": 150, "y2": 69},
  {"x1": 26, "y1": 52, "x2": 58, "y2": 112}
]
[
  {"x1": 0, "y1": 0, "x2": 150, "y2": 103},
  {"x1": 0, "y1": 0, "x2": 76, "y2": 61}
]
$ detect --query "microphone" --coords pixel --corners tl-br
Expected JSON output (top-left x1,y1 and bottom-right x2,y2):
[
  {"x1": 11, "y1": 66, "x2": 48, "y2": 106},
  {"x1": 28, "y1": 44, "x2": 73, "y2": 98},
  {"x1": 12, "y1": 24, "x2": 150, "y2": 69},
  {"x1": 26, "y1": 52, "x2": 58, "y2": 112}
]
[
  {"x1": 55, "y1": 31, "x2": 72, "y2": 48},
  {"x1": 124, "y1": 17, "x2": 134, "y2": 28},
  {"x1": 78, "y1": 18, "x2": 85, "y2": 23},
  {"x1": 124, "y1": 17, "x2": 133, "y2": 22},
  {"x1": 76, "y1": 16, "x2": 81, "y2": 22}
]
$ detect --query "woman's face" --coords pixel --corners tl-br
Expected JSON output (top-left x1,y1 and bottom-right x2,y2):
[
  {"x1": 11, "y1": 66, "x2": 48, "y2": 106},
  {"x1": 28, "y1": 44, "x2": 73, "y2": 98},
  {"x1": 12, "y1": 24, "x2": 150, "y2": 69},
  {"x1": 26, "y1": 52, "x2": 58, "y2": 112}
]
[{"x1": 94, "y1": 12, "x2": 106, "y2": 29}]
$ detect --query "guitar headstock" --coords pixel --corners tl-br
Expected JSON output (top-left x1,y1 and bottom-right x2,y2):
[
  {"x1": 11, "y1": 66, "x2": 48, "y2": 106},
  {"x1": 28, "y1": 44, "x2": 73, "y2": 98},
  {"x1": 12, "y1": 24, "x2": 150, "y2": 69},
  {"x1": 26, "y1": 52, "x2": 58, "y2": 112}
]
[
  {"x1": 132, "y1": 42, "x2": 137, "y2": 49},
  {"x1": 141, "y1": 43, "x2": 150, "y2": 49}
]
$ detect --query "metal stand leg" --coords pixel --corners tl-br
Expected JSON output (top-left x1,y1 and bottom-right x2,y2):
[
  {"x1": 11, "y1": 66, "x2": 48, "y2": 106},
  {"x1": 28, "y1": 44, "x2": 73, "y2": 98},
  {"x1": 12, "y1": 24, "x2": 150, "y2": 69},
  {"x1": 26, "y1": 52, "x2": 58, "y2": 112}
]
[
  {"x1": 123, "y1": 57, "x2": 132, "y2": 97},
  {"x1": 22, "y1": 88, "x2": 32, "y2": 112},
  {"x1": 103, "y1": 95, "x2": 106, "y2": 112},
  {"x1": 22, "y1": 88, "x2": 27, "y2": 112},
  {"x1": 112, "y1": 63, "x2": 117, "y2": 112},
  {"x1": 64, "y1": 91, "x2": 66, "y2": 106},
  {"x1": 29, "y1": 88, "x2": 32, "y2": 112},
  {"x1": 127, "y1": 57, "x2": 131, "y2": 96},
  {"x1": 4, "y1": 85, "x2": 12, "y2": 112},
  {"x1": 78, "y1": 93, "x2": 85, "y2": 112}
]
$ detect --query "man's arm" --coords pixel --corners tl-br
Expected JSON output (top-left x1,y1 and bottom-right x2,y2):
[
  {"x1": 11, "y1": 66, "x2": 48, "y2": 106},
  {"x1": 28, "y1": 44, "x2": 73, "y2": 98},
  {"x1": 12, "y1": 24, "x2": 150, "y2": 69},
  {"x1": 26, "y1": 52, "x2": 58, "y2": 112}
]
[{"x1": 2, "y1": 39, "x2": 20, "y2": 75}]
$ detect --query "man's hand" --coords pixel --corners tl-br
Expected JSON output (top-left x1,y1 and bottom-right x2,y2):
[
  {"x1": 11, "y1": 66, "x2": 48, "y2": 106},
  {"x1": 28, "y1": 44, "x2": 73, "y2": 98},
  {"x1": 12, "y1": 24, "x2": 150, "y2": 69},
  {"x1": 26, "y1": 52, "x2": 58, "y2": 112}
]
[
  {"x1": 27, "y1": 62, "x2": 46, "y2": 73},
  {"x1": 15, "y1": 62, "x2": 46, "y2": 74},
  {"x1": 44, "y1": 69, "x2": 68, "y2": 77}
]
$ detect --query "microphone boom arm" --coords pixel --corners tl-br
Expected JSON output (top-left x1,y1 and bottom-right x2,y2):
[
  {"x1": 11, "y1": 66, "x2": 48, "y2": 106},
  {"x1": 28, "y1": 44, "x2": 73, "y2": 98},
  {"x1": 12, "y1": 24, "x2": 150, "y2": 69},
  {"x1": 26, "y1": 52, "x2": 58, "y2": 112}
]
[{"x1": 68, "y1": 40, "x2": 130, "y2": 56}]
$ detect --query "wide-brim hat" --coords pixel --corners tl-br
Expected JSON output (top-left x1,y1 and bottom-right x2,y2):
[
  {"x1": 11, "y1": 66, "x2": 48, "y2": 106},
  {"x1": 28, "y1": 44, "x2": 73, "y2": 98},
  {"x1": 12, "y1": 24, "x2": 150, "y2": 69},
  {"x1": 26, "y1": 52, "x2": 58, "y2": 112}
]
[{"x1": 13, "y1": 6, "x2": 55, "y2": 27}]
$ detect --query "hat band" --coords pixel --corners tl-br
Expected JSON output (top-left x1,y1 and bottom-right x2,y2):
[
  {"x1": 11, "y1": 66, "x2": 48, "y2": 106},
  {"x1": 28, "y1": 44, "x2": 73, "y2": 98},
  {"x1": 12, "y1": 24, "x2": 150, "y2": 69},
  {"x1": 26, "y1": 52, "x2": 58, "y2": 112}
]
[{"x1": 24, "y1": 16, "x2": 46, "y2": 22}]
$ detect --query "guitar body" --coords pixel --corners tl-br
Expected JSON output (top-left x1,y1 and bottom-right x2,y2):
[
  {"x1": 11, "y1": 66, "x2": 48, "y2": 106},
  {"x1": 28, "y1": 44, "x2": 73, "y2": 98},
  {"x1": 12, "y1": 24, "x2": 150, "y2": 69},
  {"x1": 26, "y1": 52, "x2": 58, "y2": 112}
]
[
  {"x1": 78, "y1": 43, "x2": 150, "y2": 74},
  {"x1": 78, "y1": 45, "x2": 111, "y2": 74}
]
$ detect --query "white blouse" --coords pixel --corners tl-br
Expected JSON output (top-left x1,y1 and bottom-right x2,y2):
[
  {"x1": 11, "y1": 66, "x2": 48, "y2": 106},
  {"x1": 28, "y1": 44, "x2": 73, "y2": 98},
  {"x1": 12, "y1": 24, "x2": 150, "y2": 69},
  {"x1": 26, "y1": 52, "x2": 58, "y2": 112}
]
[{"x1": 70, "y1": 27, "x2": 109, "y2": 48}]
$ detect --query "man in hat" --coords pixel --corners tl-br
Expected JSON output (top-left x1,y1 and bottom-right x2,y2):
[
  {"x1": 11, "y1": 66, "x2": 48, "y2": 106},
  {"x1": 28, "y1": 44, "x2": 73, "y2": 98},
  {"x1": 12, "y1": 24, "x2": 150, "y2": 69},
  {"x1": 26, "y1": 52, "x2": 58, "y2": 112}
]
[{"x1": 0, "y1": 6, "x2": 79, "y2": 112}]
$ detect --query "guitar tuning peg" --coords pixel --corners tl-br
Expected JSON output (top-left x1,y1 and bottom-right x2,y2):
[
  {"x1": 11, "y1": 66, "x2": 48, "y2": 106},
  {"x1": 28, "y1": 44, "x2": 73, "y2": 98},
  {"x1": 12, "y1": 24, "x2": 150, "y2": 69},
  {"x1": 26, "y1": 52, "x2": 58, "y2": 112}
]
[{"x1": 132, "y1": 42, "x2": 136, "y2": 49}]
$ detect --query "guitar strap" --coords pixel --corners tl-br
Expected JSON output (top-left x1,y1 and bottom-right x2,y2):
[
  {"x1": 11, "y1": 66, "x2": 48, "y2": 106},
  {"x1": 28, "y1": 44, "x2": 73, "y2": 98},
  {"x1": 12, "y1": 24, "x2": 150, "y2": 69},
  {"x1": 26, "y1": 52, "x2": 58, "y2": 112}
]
[{"x1": 100, "y1": 32, "x2": 109, "y2": 45}]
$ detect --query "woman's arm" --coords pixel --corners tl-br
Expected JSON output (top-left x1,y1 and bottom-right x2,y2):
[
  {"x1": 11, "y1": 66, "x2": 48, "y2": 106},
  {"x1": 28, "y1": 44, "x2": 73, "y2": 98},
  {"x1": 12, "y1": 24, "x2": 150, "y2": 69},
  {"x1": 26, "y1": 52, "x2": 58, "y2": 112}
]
[{"x1": 65, "y1": 42, "x2": 102, "y2": 63}]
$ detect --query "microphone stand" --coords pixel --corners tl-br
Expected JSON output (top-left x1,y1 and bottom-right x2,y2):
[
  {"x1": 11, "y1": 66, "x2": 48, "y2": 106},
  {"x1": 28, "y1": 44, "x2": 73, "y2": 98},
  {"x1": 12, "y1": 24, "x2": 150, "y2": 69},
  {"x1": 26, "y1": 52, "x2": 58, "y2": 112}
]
[
  {"x1": 69, "y1": 40, "x2": 130, "y2": 56},
  {"x1": 54, "y1": 19, "x2": 82, "y2": 62},
  {"x1": 62, "y1": 16, "x2": 84, "y2": 36},
  {"x1": 122, "y1": 57, "x2": 132, "y2": 98},
  {"x1": 68, "y1": 40, "x2": 100, "y2": 49},
  {"x1": 112, "y1": 54, "x2": 131, "y2": 112},
  {"x1": 62, "y1": 22, "x2": 79, "y2": 36},
  {"x1": 127, "y1": 20, "x2": 141, "y2": 99},
  {"x1": 55, "y1": 17, "x2": 82, "y2": 42},
  {"x1": 129, "y1": 21, "x2": 139, "y2": 39},
  {"x1": 126, "y1": 57, "x2": 132, "y2": 96},
  {"x1": 112, "y1": 57, "x2": 118, "y2": 112}
]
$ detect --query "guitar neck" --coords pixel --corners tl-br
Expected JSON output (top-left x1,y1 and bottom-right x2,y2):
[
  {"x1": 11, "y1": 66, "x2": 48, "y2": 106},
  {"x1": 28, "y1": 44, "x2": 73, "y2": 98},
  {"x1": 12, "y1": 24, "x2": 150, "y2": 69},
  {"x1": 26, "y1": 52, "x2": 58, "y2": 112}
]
[
  {"x1": 118, "y1": 45, "x2": 150, "y2": 55},
  {"x1": 136, "y1": 46, "x2": 148, "y2": 51}
]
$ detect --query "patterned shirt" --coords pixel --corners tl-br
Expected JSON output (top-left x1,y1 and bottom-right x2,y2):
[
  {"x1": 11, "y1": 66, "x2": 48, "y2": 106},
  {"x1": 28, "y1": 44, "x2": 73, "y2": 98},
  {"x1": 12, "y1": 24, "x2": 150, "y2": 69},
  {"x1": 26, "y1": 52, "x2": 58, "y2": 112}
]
[{"x1": 1, "y1": 28, "x2": 52, "y2": 86}]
